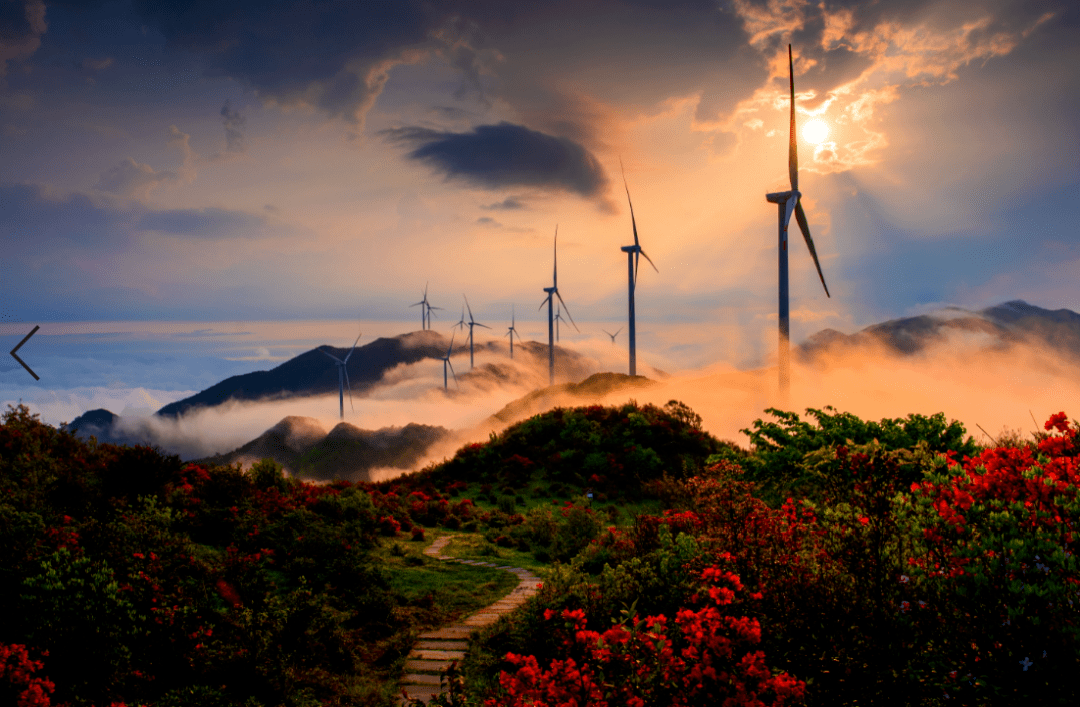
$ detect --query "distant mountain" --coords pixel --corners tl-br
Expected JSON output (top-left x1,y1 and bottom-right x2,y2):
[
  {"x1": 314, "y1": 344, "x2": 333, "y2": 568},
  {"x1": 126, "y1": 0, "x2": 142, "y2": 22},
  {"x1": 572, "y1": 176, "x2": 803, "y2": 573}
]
[
  {"x1": 63, "y1": 408, "x2": 122, "y2": 442},
  {"x1": 154, "y1": 331, "x2": 590, "y2": 419},
  {"x1": 188, "y1": 416, "x2": 449, "y2": 483},
  {"x1": 156, "y1": 330, "x2": 451, "y2": 419},
  {"x1": 798, "y1": 300, "x2": 1080, "y2": 361}
]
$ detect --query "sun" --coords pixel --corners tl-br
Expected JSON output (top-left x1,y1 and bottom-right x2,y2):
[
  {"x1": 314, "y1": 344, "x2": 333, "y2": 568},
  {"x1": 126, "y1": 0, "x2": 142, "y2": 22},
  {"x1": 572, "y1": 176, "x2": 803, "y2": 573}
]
[{"x1": 802, "y1": 119, "x2": 829, "y2": 145}]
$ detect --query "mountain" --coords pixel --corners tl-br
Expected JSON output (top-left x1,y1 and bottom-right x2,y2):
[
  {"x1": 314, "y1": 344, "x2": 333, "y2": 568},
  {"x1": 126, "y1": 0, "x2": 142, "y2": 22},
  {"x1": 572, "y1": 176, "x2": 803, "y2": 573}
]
[
  {"x1": 155, "y1": 330, "x2": 451, "y2": 419},
  {"x1": 63, "y1": 408, "x2": 122, "y2": 441},
  {"x1": 187, "y1": 416, "x2": 449, "y2": 483},
  {"x1": 797, "y1": 300, "x2": 1080, "y2": 362}
]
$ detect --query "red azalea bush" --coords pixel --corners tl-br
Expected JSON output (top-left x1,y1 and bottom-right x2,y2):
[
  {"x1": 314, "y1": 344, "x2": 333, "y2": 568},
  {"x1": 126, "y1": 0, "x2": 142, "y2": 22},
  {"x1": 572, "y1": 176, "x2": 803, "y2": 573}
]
[
  {"x1": 488, "y1": 563, "x2": 805, "y2": 707},
  {"x1": 890, "y1": 412, "x2": 1080, "y2": 701},
  {"x1": 0, "y1": 643, "x2": 55, "y2": 707}
]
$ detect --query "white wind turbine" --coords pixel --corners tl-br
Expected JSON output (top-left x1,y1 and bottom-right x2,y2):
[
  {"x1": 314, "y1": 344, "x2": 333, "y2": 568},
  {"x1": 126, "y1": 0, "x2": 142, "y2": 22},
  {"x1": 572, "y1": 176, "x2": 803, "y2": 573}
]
[
  {"x1": 440, "y1": 332, "x2": 458, "y2": 390},
  {"x1": 765, "y1": 45, "x2": 831, "y2": 402},
  {"x1": 619, "y1": 160, "x2": 658, "y2": 376},
  {"x1": 505, "y1": 304, "x2": 522, "y2": 359},
  {"x1": 319, "y1": 331, "x2": 362, "y2": 419},
  {"x1": 464, "y1": 295, "x2": 490, "y2": 369},
  {"x1": 539, "y1": 226, "x2": 578, "y2": 385}
]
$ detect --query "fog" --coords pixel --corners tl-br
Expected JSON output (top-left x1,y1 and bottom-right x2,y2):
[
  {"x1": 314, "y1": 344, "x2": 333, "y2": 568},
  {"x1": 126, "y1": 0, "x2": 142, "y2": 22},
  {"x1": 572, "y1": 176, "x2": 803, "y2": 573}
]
[{"x1": 10, "y1": 323, "x2": 1077, "y2": 482}]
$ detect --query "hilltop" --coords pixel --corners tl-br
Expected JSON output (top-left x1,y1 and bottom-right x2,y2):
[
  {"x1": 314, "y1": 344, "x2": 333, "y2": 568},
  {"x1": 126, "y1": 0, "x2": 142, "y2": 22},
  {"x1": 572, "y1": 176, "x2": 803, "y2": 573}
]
[{"x1": 798, "y1": 300, "x2": 1080, "y2": 361}]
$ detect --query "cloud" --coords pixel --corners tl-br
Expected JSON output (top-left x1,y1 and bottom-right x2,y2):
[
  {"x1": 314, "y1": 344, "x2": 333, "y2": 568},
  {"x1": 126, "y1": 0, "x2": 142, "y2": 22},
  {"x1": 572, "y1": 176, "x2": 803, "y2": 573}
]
[
  {"x1": 128, "y1": 0, "x2": 447, "y2": 129},
  {"x1": 482, "y1": 196, "x2": 527, "y2": 211},
  {"x1": 95, "y1": 125, "x2": 196, "y2": 197},
  {"x1": 0, "y1": 0, "x2": 46, "y2": 78},
  {"x1": 94, "y1": 157, "x2": 177, "y2": 197},
  {"x1": 711, "y1": 0, "x2": 1063, "y2": 175},
  {"x1": 383, "y1": 122, "x2": 610, "y2": 201}
]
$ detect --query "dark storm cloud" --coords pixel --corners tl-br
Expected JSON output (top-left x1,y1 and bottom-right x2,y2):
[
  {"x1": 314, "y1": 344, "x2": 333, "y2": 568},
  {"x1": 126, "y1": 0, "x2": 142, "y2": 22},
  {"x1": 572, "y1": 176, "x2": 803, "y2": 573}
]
[
  {"x1": 383, "y1": 122, "x2": 608, "y2": 199},
  {"x1": 128, "y1": 0, "x2": 441, "y2": 124},
  {"x1": 137, "y1": 207, "x2": 265, "y2": 238}
]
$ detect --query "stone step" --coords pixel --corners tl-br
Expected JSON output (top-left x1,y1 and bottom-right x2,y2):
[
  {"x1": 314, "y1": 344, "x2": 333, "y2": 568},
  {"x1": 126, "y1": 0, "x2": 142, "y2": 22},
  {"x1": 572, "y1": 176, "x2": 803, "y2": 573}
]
[
  {"x1": 403, "y1": 673, "x2": 443, "y2": 686},
  {"x1": 404, "y1": 659, "x2": 454, "y2": 672},
  {"x1": 416, "y1": 640, "x2": 468, "y2": 651},
  {"x1": 418, "y1": 626, "x2": 473, "y2": 639},
  {"x1": 409, "y1": 649, "x2": 466, "y2": 660}
]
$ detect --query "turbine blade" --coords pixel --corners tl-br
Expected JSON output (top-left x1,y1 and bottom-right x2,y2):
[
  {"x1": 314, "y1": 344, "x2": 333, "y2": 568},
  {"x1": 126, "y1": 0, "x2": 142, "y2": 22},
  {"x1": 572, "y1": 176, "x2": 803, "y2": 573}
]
[
  {"x1": 553, "y1": 225, "x2": 558, "y2": 288},
  {"x1": 319, "y1": 348, "x2": 344, "y2": 364},
  {"x1": 539, "y1": 294, "x2": 551, "y2": 311},
  {"x1": 795, "y1": 201, "x2": 831, "y2": 298},
  {"x1": 615, "y1": 327, "x2": 623, "y2": 336},
  {"x1": 410, "y1": 301, "x2": 423, "y2": 307},
  {"x1": 343, "y1": 333, "x2": 362, "y2": 363},
  {"x1": 447, "y1": 332, "x2": 455, "y2": 355},
  {"x1": 783, "y1": 194, "x2": 798, "y2": 232},
  {"x1": 639, "y1": 248, "x2": 659, "y2": 273},
  {"x1": 634, "y1": 249, "x2": 639, "y2": 283},
  {"x1": 344, "y1": 368, "x2": 354, "y2": 412},
  {"x1": 788, "y1": 44, "x2": 799, "y2": 193},
  {"x1": 555, "y1": 291, "x2": 579, "y2": 331},
  {"x1": 602, "y1": 329, "x2": 612, "y2": 337},
  {"x1": 465, "y1": 294, "x2": 474, "y2": 322},
  {"x1": 620, "y1": 158, "x2": 641, "y2": 248},
  {"x1": 448, "y1": 361, "x2": 458, "y2": 387},
  {"x1": 478, "y1": 322, "x2": 491, "y2": 329}
]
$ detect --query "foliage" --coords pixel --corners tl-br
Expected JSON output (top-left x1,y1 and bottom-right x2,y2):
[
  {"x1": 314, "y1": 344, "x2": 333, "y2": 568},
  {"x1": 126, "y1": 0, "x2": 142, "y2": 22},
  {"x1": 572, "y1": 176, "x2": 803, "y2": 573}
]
[
  {"x1": 0, "y1": 403, "x2": 477, "y2": 707},
  {"x1": 716, "y1": 406, "x2": 978, "y2": 508}
]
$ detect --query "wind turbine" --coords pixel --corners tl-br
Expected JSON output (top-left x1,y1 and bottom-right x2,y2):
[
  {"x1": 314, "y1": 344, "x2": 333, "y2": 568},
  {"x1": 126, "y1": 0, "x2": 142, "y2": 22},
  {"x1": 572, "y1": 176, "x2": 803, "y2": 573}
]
[
  {"x1": 505, "y1": 305, "x2": 522, "y2": 359},
  {"x1": 539, "y1": 226, "x2": 578, "y2": 385},
  {"x1": 410, "y1": 284, "x2": 431, "y2": 330},
  {"x1": 602, "y1": 327, "x2": 622, "y2": 344},
  {"x1": 425, "y1": 295, "x2": 443, "y2": 329},
  {"x1": 765, "y1": 45, "x2": 831, "y2": 402},
  {"x1": 319, "y1": 331, "x2": 362, "y2": 419},
  {"x1": 453, "y1": 305, "x2": 467, "y2": 332},
  {"x1": 619, "y1": 160, "x2": 658, "y2": 377},
  {"x1": 464, "y1": 295, "x2": 490, "y2": 369},
  {"x1": 554, "y1": 303, "x2": 565, "y2": 342},
  {"x1": 440, "y1": 333, "x2": 458, "y2": 390}
]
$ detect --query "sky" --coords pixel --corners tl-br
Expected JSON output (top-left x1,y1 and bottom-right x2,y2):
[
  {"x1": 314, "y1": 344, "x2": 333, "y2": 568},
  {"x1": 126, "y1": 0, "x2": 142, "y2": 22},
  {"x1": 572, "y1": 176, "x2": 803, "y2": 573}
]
[{"x1": 2, "y1": 0, "x2": 1080, "y2": 460}]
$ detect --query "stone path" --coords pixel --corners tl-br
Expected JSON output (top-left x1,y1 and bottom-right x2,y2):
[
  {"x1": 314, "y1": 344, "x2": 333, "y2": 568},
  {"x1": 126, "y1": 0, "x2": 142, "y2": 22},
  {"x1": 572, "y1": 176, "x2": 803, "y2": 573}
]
[{"x1": 398, "y1": 535, "x2": 541, "y2": 705}]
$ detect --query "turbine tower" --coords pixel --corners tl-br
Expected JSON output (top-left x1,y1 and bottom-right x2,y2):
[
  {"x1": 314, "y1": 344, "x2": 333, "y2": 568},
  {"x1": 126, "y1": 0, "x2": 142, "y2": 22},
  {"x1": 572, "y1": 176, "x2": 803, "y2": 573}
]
[
  {"x1": 440, "y1": 333, "x2": 458, "y2": 390},
  {"x1": 319, "y1": 332, "x2": 362, "y2": 419},
  {"x1": 539, "y1": 226, "x2": 578, "y2": 385},
  {"x1": 464, "y1": 295, "x2": 490, "y2": 369},
  {"x1": 505, "y1": 305, "x2": 522, "y2": 358},
  {"x1": 619, "y1": 161, "x2": 658, "y2": 377},
  {"x1": 603, "y1": 327, "x2": 622, "y2": 344},
  {"x1": 765, "y1": 45, "x2": 831, "y2": 402}
]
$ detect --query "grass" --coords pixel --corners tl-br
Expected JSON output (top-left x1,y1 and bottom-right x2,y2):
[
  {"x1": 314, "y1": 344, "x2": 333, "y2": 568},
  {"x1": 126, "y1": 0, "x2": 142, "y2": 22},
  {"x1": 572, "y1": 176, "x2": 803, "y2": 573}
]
[
  {"x1": 372, "y1": 535, "x2": 520, "y2": 617},
  {"x1": 433, "y1": 530, "x2": 553, "y2": 577}
]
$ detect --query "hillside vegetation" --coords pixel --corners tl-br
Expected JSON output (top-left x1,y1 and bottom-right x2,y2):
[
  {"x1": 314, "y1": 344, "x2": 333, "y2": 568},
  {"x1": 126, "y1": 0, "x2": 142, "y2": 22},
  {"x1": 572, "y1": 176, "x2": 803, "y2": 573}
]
[{"x1": 2, "y1": 399, "x2": 1077, "y2": 707}]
